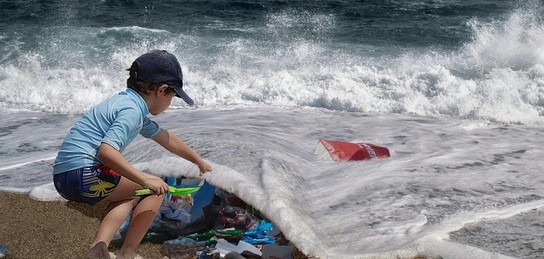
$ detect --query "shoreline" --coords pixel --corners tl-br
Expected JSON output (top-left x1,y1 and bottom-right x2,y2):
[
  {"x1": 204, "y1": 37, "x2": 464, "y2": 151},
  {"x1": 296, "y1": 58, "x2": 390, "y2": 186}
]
[{"x1": 0, "y1": 191, "x2": 435, "y2": 259}]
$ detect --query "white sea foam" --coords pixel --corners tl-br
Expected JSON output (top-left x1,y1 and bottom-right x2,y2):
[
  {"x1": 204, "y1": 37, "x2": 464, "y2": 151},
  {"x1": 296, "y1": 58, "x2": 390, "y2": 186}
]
[
  {"x1": 0, "y1": 156, "x2": 55, "y2": 171},
  {"x1": 28, "y1": 182, "x2": 66, "y2": 202},
  {"x1": 1, "y1": 8, "x2": 543, "y2": 124},
  {"x1": 7, "y1": 107, "x2": 544, "y2": 258}
]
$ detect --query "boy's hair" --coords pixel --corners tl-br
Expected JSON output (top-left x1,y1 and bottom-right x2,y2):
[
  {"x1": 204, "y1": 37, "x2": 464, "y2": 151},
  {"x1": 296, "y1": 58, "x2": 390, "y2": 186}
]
[{"x1": 126, "y1": 62, "x2": 176, "y2": 96}]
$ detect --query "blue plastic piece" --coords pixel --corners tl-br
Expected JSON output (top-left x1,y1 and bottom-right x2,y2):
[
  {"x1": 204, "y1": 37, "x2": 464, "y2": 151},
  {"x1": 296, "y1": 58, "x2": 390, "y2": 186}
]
[
  {"x1": 189, "y1": 181, "x2": 215, "y2": 222},
  {"x1": 241, "y1": 220, "x2": 276, "y2": 245},
  {"x1": 0, "y1": 244, "x2": 8, "y2": 258}
]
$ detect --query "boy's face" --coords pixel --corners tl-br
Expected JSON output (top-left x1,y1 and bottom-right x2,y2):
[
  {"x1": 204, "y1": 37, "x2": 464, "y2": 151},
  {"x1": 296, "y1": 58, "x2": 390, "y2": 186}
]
[{"x1": 149, "y1": 84, "x2": 176, "y2": 115}]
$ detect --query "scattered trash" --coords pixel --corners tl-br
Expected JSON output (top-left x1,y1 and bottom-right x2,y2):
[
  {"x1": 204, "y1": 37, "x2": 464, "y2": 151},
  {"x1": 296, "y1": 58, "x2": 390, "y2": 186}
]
[
  {"x1": 216, "y1": 239, "x2": 262, "y2": 258},
  {"x1": 160, "y1": 237, "x2": 209, "y2": 258},
  {"x1": 242, "y1": 220, "x2": 276, "y2": 245},
  {"x1": 214, "y1": 205, "x2": 258, "y2": 231},
  {"x1": 159, "y1": 197, "x2": 192, "y2": 223},
  {"x1": 112, "y1": 176, "x2": 303, "y2": 259},
  {"x1": 213, "y1": 228, "x2": 244, "y2": 243},
  {"x1": 315, "y1": 139, "x2": 390, "y2": 161}
]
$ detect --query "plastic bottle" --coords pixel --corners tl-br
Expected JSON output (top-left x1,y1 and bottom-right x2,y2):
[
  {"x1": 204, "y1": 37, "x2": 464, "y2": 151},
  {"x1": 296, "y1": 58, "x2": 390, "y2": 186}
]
[
  {"x1": 186, "y1": 230, "x2": 216, "y2": 242},
  {"x1": 215, "y1": 228, "x2": 244, "y2": 236},
  {"x1": 215, "y1": 228, "x2": 244, "y2": 243}
]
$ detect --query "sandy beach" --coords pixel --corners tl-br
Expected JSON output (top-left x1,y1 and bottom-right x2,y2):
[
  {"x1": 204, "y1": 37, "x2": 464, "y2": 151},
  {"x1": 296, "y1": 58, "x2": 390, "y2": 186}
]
[
  {"x1": 0, "y1": 190, "x2": 434, "y2": 259},
  {"x1": 0, "y1": 192, "x2": 161, "y2": 259},
  {"x1": 0, "y1": 191, "x2": 436, "y2": 259},
  {"x1": 0, "y1": 192, "x2": 314, "y2": 259}
]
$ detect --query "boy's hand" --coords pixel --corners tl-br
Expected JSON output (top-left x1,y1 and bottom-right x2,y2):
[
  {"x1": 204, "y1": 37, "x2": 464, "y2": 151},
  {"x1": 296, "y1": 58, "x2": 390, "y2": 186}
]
[
  {"x1": 143, "y1": 177, "x2": 169, "y2": 195},
  {"x1": 198, "y1": 161, "x2": 212, "y2": 175}
]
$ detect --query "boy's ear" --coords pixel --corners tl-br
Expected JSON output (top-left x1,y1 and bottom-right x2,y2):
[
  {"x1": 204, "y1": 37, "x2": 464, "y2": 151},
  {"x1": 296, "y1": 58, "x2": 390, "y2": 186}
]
[{"x1": 157, "y1": 84, "x2": 170, "y2": 95}]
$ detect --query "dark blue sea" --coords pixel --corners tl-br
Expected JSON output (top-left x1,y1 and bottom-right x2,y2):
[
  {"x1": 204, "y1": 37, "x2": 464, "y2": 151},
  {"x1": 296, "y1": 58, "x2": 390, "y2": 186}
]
[{"x1": 1, "y1": 1, "x2": 544, "y2": 258}]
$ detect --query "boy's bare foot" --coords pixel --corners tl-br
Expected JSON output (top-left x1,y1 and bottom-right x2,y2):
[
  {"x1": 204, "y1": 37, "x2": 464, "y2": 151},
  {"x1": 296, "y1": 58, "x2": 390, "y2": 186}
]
[
  {"x1": 87, "y1": 250, "x2": 115, "y2": 259},
  {"x1": 88, "y1": 242, "x2": 115, "y2": 259},
  {"x1": 115, "y1": 252, "x2": 142, "y2": 259}
]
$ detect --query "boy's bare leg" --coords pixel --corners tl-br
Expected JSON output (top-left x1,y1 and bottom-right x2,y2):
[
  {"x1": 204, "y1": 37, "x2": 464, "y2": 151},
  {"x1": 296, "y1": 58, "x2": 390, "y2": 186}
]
[
  {"x1": 88, "y1": 176, "x2": 139, "y2": 258},
  {"x1": 89, "y1": 198, "x2": 136, "y2": 254},
  {"x1": 116, "y1": 194, "x2": 163, "y2": 259},
  {"x1": 88, "y1": 174, "x2": 163, "y2": 259}
]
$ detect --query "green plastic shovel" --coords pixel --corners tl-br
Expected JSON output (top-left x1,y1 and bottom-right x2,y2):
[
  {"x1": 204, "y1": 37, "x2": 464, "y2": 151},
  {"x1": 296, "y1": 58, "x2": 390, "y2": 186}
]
[{"x1": 135, "y1": 186, "x2": 200, "y2": 196}]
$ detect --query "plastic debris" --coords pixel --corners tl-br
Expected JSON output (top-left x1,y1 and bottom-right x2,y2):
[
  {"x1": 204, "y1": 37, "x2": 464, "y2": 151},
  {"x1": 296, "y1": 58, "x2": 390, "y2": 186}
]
[
  {"x1": 214, "y1": 228, "x2": 244, "y2": 243},
  {"x1": 160, "y1": 199, "x2": 192, "y2": 223},
  {"x1": 115, "y1": 176, "x2": 305, "y2": 258},
  {"x1": 0, "y1": 244, "x2": 8, "y2": 258},
  {"x1": 215, "y1": 239, "x2": 262, "y2": 258},
  {"x1": 180, "y1": 228, "x2": 243, "y2": 244},
  {"x1": 214, "y1": 205, "x2": 258, "y2": 231},
  {"x1": 242, "y1": 220, "x2": 276, "y2": 245},
  {"x1": 160, "y1": 237, "x2": 208, "y2": 258},
  {"x1": 315, "y1": 139, "x2": 390, "y2": 161},
  {"x1": 185, "y1": 230, "x2": 216, "y2": 242}
]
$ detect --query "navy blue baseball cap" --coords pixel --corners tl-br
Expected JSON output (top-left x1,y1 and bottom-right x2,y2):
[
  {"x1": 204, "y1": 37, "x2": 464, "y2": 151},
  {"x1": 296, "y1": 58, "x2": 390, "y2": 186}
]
[{"x1": 132, "y1": 50, "x2": 194, "y2": 105}]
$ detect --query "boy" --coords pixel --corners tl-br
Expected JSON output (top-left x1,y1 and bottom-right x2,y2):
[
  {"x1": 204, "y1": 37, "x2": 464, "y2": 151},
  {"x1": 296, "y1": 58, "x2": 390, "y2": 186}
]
[{"x1": 52, "y1": 50, "x2": 212, "y2": 259}]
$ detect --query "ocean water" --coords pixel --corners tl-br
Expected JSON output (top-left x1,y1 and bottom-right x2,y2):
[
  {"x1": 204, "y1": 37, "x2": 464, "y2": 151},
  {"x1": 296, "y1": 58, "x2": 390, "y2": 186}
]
[{"x1": 1, "y1": 0, "x2": 544, "y2": 258}]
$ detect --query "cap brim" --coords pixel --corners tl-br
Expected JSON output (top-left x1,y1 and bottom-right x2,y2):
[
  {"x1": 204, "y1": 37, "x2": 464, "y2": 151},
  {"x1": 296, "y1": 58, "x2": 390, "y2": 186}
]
[{"x1": 173, "y1": 87, "x2": 194, "y2": 106}]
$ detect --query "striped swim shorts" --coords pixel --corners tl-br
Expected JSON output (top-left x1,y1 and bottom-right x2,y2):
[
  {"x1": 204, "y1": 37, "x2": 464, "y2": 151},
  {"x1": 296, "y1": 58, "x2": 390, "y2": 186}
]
[{"x1": 53, "y1": 165, "x2": 121, "y2": 205}]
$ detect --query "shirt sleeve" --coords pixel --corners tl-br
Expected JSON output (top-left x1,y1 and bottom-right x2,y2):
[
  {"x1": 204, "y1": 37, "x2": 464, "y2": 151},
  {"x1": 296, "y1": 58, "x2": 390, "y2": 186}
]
[
  {"x1": 101, "y1": 106, "x2": 141, "y2": 150},
  {"x1": 140, "y1": 117, "x2": 161, "y2": 138}
]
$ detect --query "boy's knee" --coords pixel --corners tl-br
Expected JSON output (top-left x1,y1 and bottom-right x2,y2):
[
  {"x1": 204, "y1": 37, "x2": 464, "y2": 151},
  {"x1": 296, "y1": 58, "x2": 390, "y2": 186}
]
[{"x1": 142, "y1": 193, "x2": 164, "y2": 204}]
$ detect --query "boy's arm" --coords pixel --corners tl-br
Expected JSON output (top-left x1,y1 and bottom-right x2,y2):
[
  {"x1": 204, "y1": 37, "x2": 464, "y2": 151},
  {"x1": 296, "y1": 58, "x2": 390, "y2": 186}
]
[
  {"x1": 152, "y1": 129, "x2": 212, "y2": 174},
  {"x1": 97, "y1": 143, "x2": 169, "y2": 194}
]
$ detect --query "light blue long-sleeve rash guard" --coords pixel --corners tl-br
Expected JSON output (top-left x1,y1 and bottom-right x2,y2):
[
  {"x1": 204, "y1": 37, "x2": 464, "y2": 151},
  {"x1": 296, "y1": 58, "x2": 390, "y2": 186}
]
[{"x1": 53, "y1": 88, "x2": 161, "y2": 175}]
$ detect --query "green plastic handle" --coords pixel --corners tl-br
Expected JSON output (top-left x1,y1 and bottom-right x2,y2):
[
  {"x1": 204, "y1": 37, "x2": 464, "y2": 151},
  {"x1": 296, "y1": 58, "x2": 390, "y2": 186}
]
[{"x1": 135, "y1": 186, "x2": 200, "y2": 196}]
